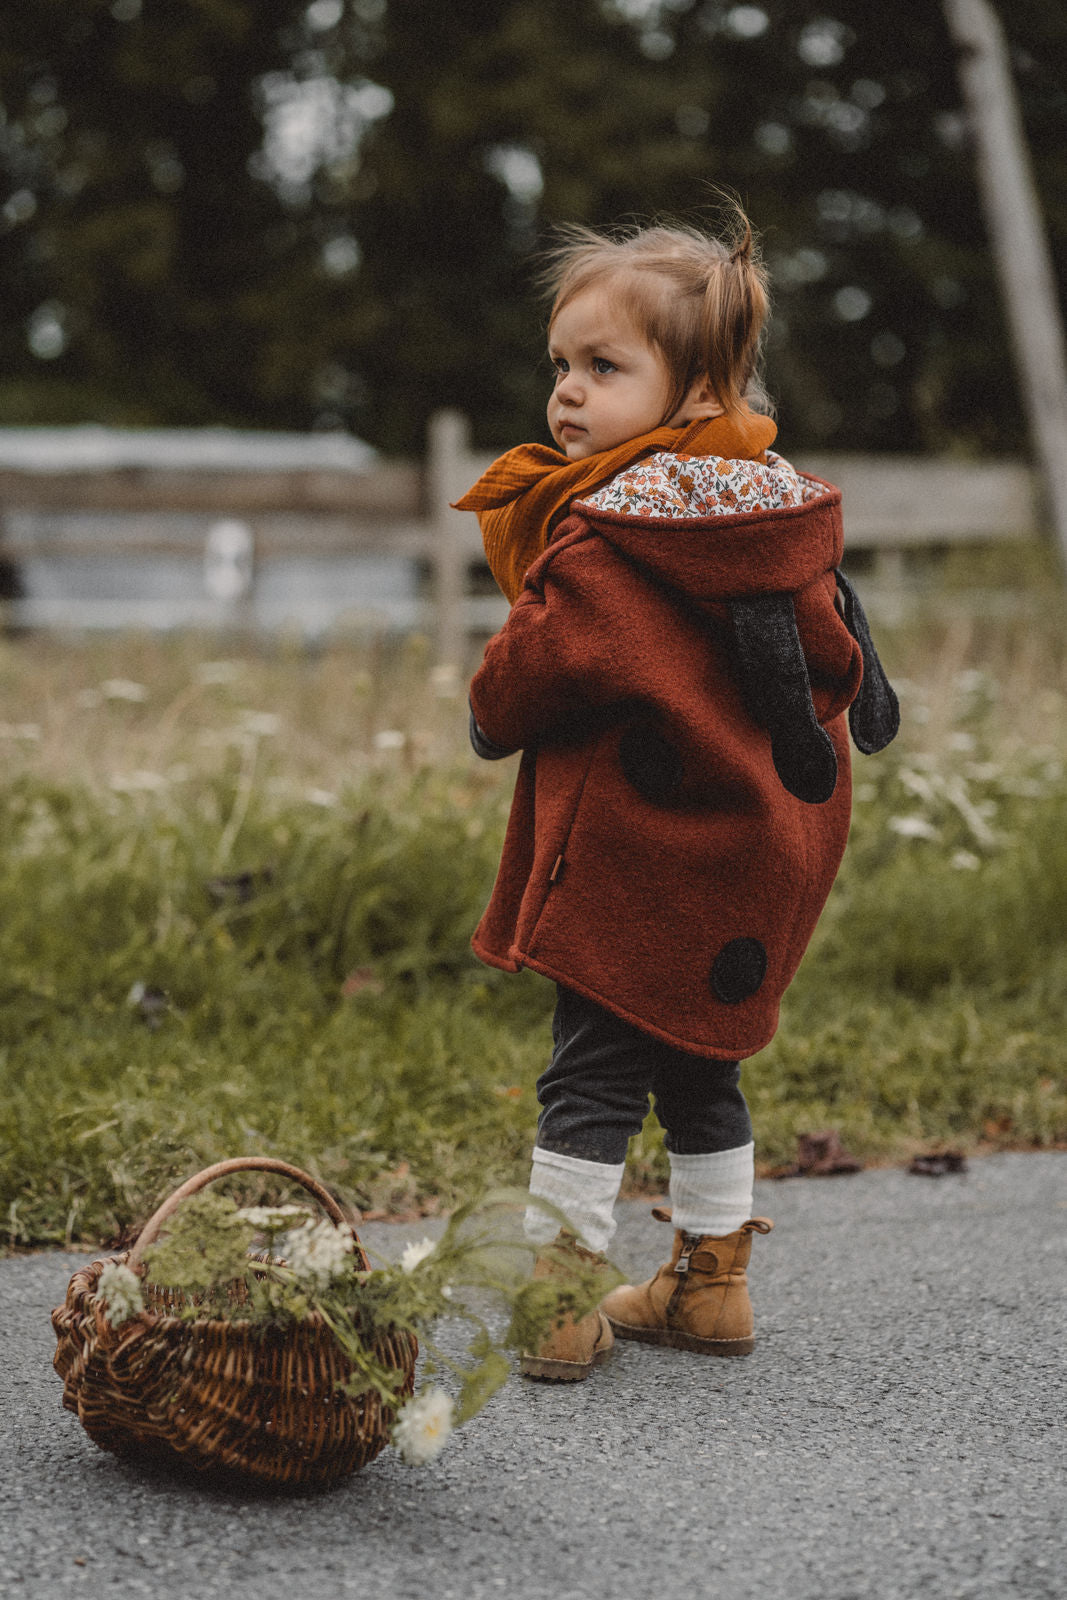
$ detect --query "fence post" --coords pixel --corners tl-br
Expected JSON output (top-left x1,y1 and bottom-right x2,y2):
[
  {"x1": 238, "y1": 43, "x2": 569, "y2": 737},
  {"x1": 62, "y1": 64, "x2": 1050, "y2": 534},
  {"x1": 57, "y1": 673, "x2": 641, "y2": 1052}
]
[{"x1": 426, "y1": 409, "x2": 473, "y2": 669}]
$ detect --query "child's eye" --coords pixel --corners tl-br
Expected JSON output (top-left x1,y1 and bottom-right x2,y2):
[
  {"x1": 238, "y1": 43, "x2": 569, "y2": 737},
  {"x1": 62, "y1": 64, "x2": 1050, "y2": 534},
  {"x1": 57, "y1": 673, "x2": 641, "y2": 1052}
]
[
  {"x1": 552, "y1": 357, "x2": 569, "y2": 377},
  {"x1": 592, "y1": 357, "x2": 616, "y2": 376}
]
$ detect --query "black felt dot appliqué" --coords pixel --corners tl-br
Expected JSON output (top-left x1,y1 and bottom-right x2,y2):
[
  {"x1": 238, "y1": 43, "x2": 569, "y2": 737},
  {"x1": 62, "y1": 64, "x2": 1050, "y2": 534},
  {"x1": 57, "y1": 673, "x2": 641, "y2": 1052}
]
[
  {"x1": 619, "y1": 724, "x2": 684, "y2": 806},
  {"x1": 710, "y1": 938, "x2": 768, "y2": 1004}
]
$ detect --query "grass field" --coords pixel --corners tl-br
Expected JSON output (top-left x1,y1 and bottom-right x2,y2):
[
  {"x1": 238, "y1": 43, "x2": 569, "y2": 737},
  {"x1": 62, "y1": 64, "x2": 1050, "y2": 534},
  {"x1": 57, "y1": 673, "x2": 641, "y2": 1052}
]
[{"x1": 2, "y1": 596, "x2": 1065, "y2": 1250}]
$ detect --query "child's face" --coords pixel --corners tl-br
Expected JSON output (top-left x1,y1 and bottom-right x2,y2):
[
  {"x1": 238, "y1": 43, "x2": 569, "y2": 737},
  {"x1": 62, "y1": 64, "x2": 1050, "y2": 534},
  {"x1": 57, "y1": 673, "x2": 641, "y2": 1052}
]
[{"x1": 546, "y1": 286, "x2": 676, "y2": 460}]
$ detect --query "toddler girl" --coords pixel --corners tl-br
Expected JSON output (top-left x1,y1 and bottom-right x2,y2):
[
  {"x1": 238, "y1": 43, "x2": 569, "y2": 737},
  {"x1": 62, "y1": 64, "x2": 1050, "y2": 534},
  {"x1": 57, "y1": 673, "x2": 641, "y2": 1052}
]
[{"x1": 455, "y1": 207, "x2": 897, "y2": 1380}]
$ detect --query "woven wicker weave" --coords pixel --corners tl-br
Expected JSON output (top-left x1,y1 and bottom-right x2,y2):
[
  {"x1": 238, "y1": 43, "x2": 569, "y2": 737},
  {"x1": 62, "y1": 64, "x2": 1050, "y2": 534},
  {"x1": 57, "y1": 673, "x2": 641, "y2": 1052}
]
[{"x1": 52, "y1": 1158, "x2": 418, "y2": 1487}]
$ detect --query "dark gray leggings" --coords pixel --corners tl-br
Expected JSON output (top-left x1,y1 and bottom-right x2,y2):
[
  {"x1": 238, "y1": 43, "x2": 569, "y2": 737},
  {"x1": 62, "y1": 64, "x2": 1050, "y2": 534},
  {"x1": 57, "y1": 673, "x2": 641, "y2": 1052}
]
[{"x1": 535, "y1": 986, "x2": 752, "y2": 1165}]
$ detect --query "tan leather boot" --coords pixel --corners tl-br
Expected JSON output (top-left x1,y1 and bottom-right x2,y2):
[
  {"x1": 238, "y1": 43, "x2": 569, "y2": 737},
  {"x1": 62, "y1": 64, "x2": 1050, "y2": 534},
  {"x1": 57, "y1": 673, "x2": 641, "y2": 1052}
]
[
  {"x1": 601, "y1": 1208, "x2": 773, "y2": 1357},
  {"x1": 520, "y1": 1232, "x2": 616, "y2": 1382}
]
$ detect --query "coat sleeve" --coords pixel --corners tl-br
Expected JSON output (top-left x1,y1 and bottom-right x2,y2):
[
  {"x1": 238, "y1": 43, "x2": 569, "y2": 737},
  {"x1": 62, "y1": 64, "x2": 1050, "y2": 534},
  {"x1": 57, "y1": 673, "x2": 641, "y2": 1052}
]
[{"x1": 468, "y1": 527, "x2": 631, "y2": 755}]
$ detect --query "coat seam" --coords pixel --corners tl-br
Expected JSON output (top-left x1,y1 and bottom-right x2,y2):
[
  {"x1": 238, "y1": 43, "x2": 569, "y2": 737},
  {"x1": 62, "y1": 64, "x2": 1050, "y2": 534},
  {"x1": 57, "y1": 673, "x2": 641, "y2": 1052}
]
[{"x1": 523, "y1": 736, "x2": 603, "y2": 952}]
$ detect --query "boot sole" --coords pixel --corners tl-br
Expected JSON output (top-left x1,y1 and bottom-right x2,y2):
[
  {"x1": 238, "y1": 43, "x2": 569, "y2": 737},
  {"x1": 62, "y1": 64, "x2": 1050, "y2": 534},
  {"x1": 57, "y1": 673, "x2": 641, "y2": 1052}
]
[
  {"x1": 520, "y1": 1343, "x2": 613, "y2": 1382},
  {"x1": 606, "y1": 1317, "x2": 754, "y2": 1357}
]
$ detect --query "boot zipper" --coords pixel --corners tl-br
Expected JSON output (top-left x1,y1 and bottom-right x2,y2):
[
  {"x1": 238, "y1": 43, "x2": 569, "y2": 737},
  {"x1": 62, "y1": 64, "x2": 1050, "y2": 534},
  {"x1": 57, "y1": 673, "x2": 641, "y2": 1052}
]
[{"x1": 666, "y1": 1235, "x2": 698, "y2": 1321}]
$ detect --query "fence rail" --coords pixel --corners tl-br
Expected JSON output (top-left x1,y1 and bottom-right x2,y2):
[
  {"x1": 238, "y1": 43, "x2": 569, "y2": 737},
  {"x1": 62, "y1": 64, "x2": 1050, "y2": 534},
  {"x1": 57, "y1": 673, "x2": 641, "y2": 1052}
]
[{"x1": 0, "y1": 414, "x2": 1044, "y2": 657}]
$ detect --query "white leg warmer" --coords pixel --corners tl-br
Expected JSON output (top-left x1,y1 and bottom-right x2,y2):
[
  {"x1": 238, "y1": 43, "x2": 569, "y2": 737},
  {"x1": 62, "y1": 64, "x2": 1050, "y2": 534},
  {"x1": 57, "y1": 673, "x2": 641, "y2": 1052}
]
[
  {"x1": 668, "y1": 1142, "x2": 755, "y2": 1236},
  {"x1": 524, "y1": 1147, "x2": 626, "y2": 1254}
]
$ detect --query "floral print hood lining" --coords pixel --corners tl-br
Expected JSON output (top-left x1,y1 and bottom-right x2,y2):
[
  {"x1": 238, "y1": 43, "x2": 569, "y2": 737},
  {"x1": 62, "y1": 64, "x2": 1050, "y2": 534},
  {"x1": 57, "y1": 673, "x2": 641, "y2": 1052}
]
[{"x1": 575, "y1": 449, "x2": 824, "y2": 522}]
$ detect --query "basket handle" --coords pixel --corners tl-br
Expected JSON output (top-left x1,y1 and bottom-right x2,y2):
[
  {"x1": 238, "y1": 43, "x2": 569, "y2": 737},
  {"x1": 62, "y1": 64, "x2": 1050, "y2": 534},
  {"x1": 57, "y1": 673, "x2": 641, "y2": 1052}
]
[{"x1": 127, "y1": 1157, "x2": 369, "y2": 1273}]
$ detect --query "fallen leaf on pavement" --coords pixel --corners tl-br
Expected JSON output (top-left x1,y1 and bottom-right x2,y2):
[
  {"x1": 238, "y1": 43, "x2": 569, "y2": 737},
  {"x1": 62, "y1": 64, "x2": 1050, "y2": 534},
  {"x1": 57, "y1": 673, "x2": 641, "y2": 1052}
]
[
  {"x1": 769, "y1": 1129, "x2": 864, "y2": 1178},
  {"x1": 909, "y1": 1150, "x2": 968, "y2": 1177}
]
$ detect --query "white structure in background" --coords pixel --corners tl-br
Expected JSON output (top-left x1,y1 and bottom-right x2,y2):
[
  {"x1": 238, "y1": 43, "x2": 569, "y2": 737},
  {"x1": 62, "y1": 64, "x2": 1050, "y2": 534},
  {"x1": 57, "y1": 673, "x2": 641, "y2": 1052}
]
[{"x1": 204, "y1": 518, "x2": 255, "y2": 605}]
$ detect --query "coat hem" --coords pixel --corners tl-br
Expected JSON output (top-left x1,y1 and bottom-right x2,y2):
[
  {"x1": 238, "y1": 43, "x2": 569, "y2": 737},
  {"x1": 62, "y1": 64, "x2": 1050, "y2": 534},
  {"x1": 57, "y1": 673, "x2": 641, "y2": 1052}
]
[
  {"x1": 507, "y1": 947, "x2": 774, "y2": 1062},
  {"x1": 470, "y1": 935, "x2": 522, "y2": 974}
]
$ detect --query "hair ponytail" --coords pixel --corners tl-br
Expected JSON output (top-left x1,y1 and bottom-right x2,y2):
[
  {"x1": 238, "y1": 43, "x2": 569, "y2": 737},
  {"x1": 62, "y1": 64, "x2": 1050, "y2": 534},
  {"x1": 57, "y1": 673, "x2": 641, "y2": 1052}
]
[
  {"x1": 701, "y1": 216, "x2": 770, "y2": 414},
  {"x1": 729, "y1": 218, "x2": 754, "y2": 266}
]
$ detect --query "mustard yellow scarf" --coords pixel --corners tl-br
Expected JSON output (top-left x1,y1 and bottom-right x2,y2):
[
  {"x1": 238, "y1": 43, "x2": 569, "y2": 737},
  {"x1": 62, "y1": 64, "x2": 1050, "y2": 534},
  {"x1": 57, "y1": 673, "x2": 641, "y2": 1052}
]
[{"x1": 454, "y1": 407, "x2": 777, "y2": 603}]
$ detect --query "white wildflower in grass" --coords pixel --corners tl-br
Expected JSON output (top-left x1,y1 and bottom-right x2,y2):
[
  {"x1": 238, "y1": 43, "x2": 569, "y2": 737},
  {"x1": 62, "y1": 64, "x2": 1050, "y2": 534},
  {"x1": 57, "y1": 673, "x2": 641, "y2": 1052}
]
[
  {"x1": 239, "y1": 710, "x2": 281, "y2": 738},
  {"x1": 392, "y1": 1389, "x2": 454, "y2": 1465},
  {"x1": 197, "y1": 659, "x2": 242, "y2": 685},
  {"x1": 101, "y1": 678, "x2": 149, "y2": 702},
  {"x1": 429, "y1": 663, "x2": 461, "y2": 699},
  {"x1": 888, "y1": 815, "x2": 940, "y2": 840},
  {"x1": 398, "y1": 1236, "x2": 437, "y2": 1274},
  {"x1": 942, "y1": 776, "x2": 998, "y2": 847},
  {"x1": 97, "y1": 1261, "x2": 144, "y2": 1327},
  {"x1": 952, "y1": 850, "x2": 982, "y2": 871},
  {"x1": 373, "y1": 729, "x2": 406, "y2": 751},
  {"x1": 305, "y1": 788, "x2": 338, "y2": 808},
  {"x1": 900, "y1": 768, "x2": 937, "y2": 802},
  {"x1": 110, "y1": 770, "x2": 168, "y2": 793},
  {"x1": 285, "y1": 1217, "x2": 354, "y2": 1289}
]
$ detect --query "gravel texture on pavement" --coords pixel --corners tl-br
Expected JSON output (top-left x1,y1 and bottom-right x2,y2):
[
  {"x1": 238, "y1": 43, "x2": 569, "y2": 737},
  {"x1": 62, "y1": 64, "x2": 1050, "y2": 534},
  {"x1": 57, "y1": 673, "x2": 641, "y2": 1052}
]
[{"x1": 1, "y1": 1150, "x2": 1063, "y2": 1600}]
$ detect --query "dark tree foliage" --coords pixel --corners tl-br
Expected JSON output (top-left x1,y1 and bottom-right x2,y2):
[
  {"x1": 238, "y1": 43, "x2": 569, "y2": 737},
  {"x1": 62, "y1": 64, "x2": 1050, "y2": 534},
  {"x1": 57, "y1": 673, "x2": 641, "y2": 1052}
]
[
  {"x1": 0, "y1": 0, "x2": 360, "y2": 426},
  {"x1": 0, "y1": 0, "x2": 1064, "y2": 455}
]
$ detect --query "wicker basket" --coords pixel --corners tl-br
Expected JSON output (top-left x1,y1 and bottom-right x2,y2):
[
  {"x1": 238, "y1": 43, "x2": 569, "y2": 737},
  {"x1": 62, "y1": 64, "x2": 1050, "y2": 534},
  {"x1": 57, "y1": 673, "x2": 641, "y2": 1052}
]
[{"x1": 52, "y1": 1158, "x2": 418, "y2": 1487}]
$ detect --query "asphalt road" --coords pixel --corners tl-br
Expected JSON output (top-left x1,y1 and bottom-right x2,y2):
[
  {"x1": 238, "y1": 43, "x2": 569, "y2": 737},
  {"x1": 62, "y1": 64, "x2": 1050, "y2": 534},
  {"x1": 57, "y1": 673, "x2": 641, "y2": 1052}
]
[{"x1": 1, "y1": 1151, "x2": 1063, "y2": 1600}]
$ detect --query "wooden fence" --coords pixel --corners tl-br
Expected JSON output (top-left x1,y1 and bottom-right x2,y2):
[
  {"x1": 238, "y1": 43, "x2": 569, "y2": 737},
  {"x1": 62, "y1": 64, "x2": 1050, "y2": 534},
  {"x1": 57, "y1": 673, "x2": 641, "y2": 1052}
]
[{"x1": 0, "y1": 412, "x2": 1043, "y2": 660}]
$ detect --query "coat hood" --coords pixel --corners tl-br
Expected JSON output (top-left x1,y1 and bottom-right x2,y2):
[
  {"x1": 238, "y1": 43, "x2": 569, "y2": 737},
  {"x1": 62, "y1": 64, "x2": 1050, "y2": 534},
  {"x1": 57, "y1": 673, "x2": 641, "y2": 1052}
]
[{"x1": 570, "y1": 449, "x2": 842, "y2": 600}]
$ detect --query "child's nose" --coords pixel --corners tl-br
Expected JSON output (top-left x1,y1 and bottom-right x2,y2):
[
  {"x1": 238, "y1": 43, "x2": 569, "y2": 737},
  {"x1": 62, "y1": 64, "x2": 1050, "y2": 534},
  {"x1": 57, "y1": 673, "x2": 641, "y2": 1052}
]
[{"x1": 555, "y1": 369, "x2": 582, "y2": 402}]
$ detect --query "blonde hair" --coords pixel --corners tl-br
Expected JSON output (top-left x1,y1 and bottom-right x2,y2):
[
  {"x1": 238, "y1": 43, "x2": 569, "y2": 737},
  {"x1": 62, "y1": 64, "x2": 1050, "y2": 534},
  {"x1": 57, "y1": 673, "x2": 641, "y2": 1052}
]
[{"x1": 538, "y1": 203, "x2": 771, "y2": 419}]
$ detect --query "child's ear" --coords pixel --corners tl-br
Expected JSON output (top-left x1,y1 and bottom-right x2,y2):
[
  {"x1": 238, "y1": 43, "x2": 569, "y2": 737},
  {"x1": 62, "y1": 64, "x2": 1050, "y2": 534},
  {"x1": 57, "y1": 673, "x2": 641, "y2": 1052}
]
[{"x1": 669, "y1": 376, "x2": 723, "y2": 425}]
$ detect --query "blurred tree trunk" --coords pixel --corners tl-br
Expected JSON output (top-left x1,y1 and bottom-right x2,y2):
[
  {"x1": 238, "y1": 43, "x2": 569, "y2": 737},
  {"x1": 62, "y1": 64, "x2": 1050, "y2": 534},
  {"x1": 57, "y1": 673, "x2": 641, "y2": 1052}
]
[{"x1": 943, "y1": 0, "x2": 1067, "y2": 571}]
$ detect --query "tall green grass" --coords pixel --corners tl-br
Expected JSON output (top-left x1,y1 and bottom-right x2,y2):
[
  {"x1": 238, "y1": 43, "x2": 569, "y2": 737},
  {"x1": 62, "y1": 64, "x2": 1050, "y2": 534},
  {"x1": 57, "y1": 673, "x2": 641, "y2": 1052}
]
[{"x1": 1, "y1": 619, "x2": 1065, "y2": 1249}]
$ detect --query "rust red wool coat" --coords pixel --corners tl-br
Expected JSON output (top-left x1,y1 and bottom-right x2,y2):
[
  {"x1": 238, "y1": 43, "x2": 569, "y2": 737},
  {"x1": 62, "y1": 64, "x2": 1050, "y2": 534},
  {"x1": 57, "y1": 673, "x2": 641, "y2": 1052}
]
[{"x1": 468, "y1": 450, "x2": 888, "y2": 1061}]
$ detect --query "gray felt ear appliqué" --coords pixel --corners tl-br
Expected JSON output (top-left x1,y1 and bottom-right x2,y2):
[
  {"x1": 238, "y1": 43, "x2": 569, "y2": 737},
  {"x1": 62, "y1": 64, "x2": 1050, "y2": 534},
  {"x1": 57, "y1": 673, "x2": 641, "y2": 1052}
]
[
  {"x1": 833, "y1": 569, "x2": 901, "y2": 755},
  {"x1": 729, "y1": 574, "x2": 900, "y2": 806},
  {"x1": 729, "y1": 592, "x2": 840, "y2": 805}
]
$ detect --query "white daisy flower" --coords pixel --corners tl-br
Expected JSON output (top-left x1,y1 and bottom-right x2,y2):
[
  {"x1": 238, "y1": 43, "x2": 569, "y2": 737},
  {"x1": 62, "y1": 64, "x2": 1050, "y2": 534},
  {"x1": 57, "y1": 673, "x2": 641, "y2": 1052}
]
[
  {"x1": 284, "y1": 1218, "x2": 354, "y2": 1289},
  {"x1": 392, "y1": 1389, "x2": 454, "y2": 1465},
  {"x1": 398, "y1": 1236, "x2": 436, "y2": 1274},
  {"x1": 887, "y1": 815, "x2": 939, "y2": 840},
  {"x1": 97, "y1": 1261, "x2": 144, "y2": 1327}
]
